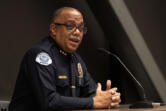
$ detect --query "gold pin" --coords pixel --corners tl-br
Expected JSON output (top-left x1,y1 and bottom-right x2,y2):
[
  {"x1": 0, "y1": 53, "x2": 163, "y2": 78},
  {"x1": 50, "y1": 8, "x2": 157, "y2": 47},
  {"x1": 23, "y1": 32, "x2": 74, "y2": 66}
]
[
  {"x1": 58, "y1": 75, "x2": 67, "y2": 79},
  {"x1": 70, "y1": 85, "x2": 76, "y2": 88}
]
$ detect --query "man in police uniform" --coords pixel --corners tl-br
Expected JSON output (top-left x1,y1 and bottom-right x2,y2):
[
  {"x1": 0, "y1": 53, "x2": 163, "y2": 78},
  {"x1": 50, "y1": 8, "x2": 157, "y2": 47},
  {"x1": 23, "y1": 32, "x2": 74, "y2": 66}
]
[{"x1": 9, "y1": 7, "x2": 121, "y2": 111}]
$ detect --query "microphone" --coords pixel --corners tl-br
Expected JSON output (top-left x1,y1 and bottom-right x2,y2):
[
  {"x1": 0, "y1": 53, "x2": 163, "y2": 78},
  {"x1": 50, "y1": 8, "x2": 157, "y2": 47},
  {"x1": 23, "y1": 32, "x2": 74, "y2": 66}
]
[{"x1": 97, "y1": 48, "x2": 159, "y2": 108}]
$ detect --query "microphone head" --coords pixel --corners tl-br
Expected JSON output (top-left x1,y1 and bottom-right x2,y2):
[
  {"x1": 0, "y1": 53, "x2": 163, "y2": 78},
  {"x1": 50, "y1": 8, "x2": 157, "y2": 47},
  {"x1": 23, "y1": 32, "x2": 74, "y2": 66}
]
[
  {"x1": 97, "y1": 48, "x2": 111, "y2": 55},
  {"x1": 97, "y1": 48, "x2": 117, "y2": 58}
]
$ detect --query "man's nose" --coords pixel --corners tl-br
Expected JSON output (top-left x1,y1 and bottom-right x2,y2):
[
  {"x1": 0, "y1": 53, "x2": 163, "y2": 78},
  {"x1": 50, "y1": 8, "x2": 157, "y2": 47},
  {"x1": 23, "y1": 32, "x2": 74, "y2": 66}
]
[{"x1": 73, "y1": 27, "x2": 81, "y2": 35}]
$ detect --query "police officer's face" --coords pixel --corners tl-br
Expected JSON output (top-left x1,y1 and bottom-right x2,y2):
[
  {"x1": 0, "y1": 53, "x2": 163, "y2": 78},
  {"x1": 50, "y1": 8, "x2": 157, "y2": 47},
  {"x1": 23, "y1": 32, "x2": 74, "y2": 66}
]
[{"x1": 51, "y1": 10, "x2": 84, "y2": 53}]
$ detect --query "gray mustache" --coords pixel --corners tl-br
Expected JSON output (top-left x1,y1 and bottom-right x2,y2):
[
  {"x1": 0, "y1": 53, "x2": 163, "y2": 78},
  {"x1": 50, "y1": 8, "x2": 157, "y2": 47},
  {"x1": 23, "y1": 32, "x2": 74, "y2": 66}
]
[{"x1": 70, "y1": 36, "x2": 80, "y2": 42}]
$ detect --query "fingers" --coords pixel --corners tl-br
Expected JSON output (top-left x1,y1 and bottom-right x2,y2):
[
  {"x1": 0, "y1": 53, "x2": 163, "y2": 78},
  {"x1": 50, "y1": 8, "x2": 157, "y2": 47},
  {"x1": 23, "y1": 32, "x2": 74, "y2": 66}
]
[
  {"x1": 110, "y1": 102, "x2": 119, "y2": 108},
  {"x1": 96, "y1": 83, "x2": 102, "y2": 91},
  {"x1": 106, "y1": 80, "x2": 111, "y2": 90},
  {"x1": 111, "y1": 93, "x2": 121, "y2": 102},
  {"x1": 110, "y1": 87, "x2": 117, "y2": 95},
  {"x1": 110, "y1": 94, "x2": 121, "y2": 108},
  {"x1": 112, "y1": 96, "x2": 121, "y2": 103},
  {"x1": 111, "y1": 92, "x2": 121, "y2": 109}
]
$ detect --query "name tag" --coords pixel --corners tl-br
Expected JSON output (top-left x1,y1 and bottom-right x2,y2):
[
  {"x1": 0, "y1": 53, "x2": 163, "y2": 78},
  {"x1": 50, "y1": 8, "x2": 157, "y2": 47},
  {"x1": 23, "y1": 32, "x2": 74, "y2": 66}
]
[{"x1": 58, "y1": 75, "x2": 67, "y2": 79}]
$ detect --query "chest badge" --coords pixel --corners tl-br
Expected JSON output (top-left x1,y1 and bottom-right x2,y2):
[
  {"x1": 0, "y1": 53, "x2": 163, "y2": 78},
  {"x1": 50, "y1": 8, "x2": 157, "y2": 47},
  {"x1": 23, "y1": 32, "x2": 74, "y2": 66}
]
[
  {"x1": 77, "y1": 63, "x2": 83, "y2": 78},
  {"x1": 35, "y1": 52, "x2": 52, "y2": 66},
  {"x1": 77, "y1": 63, "x2": 83, "y2": 86}
]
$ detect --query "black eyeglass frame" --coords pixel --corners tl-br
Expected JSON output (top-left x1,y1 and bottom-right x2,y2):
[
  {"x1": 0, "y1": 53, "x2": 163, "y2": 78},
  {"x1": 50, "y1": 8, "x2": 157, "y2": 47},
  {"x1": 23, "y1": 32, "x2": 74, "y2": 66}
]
[{"x1": 54, "y1": 23, "x2": 87, "y2": 34}]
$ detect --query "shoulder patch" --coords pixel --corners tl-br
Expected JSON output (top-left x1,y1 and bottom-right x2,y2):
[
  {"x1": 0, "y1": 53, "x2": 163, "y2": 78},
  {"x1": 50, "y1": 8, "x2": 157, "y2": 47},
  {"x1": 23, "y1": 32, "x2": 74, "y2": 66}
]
[{"x1": 35, "y1": 52, "x2": 52, "y2": 66}]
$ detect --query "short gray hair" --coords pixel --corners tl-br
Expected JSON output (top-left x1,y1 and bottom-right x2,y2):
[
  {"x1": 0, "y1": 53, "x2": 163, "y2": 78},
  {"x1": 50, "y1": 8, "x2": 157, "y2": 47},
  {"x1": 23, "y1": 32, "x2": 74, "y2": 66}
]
[{"x1": 51, "y1": 7, "x2": 82, "y2": 23}]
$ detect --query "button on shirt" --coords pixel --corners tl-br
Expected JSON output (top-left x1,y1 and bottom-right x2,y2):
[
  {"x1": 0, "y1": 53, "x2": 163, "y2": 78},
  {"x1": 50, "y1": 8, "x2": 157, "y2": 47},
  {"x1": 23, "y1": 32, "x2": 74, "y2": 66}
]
[{"x1": 9, "y1": 36, "x2": 97, "y2": 111}]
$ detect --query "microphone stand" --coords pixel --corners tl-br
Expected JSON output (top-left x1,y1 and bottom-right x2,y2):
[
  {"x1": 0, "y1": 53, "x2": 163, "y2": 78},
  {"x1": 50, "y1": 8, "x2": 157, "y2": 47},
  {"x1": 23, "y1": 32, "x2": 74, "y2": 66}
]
[{"x1": 97, "y1": 48, "x2": 153, "y2": 109}]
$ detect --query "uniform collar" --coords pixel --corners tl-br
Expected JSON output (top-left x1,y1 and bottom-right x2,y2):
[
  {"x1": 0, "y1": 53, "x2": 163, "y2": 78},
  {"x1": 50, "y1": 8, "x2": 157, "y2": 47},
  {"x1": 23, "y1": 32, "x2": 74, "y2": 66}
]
[{"x1": 48, "y1": 36, "x2": 69, "y2": 56}]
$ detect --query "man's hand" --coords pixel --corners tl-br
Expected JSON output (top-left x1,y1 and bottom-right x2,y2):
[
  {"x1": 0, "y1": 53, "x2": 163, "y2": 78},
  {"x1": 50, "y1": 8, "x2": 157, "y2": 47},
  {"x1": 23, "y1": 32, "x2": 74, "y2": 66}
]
[
  {"x1": 93, "y1": 83, "x2": 113, "y2": 108},
  {"x1": 93, "y1": 80, "x2": 121, "y2": 109}
]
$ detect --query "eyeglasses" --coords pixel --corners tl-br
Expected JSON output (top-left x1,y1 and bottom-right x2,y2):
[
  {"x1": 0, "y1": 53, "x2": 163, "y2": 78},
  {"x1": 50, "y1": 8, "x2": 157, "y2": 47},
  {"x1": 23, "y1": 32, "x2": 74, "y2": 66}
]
[{"x1": 54, "y1": 23, "x2": 87, "y2": 34}]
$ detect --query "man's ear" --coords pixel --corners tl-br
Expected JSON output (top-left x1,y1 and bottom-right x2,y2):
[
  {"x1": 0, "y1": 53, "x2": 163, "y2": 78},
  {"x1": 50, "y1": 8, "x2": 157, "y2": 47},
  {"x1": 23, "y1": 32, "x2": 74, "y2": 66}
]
[{"x1": 50, "y1": 23, "x2": 56, "y2": 36}]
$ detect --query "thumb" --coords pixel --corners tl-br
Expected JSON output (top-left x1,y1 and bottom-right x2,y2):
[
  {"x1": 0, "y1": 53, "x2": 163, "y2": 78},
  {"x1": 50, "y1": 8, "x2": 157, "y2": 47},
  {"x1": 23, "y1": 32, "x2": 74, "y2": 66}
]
[
  {"x1": 96, "y1": 83, "x2": 102, "y2": 91},
  {"x1": 106, "y1": 80, "x2": 111, "y2": 90}
]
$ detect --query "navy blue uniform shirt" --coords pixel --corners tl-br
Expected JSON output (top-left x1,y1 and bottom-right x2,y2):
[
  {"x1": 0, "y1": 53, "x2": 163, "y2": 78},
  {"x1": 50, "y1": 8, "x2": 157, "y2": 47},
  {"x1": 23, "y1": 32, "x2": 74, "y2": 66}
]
[{"x1": 9, "y1": 36, "x2": 97, "y2": 111}]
